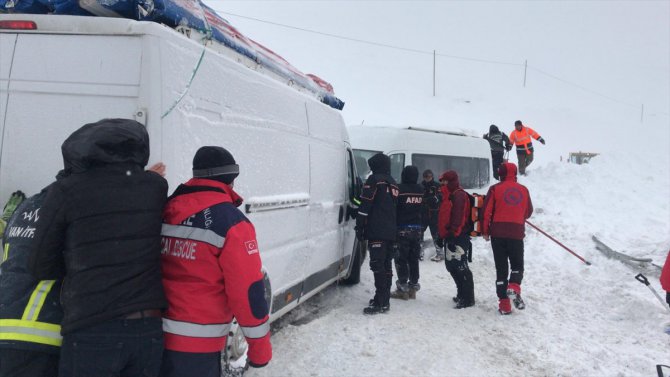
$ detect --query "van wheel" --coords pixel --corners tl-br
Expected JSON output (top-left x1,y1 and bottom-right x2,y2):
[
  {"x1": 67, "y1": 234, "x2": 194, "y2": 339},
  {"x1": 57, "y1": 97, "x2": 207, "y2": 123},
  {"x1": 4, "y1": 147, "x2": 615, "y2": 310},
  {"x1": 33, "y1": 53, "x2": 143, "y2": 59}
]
[
  {"x1": 341, "y1": 239, "x2": 365, "y2": 285},
  {"x1": 221, "y1": 322, "x2": 248, "y2": 377}
]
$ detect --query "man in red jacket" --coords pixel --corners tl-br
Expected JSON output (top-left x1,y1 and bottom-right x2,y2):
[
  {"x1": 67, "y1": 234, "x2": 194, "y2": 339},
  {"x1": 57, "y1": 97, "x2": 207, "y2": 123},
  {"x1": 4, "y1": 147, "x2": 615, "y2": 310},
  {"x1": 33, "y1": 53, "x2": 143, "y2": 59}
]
[
  {"x1": 661, "y1": 250, "x2": 670, "y2": 310},
  {"x1": 482, "y1": 162, "x2": 533, "y2": 315},
  {"x1": 437, "y1": 171, "x2": 475, "y2": 309},
  {"x1": 159, "y1": 146, "x2": 271, "y2": 377}
]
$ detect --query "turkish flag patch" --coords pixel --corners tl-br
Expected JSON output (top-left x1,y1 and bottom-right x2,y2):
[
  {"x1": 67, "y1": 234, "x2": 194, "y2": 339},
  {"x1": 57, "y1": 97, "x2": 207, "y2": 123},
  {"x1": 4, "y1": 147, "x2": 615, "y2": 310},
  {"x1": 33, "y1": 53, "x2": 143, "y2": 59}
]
[{"x1": 244, "y1": 240, "x2": 259, "y2": 255}]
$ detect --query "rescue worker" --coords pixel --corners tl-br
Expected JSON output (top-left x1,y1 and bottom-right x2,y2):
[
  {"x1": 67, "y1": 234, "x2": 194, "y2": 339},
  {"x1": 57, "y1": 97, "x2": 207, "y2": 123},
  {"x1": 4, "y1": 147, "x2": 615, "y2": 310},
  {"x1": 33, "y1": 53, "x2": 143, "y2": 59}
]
[
  {"x1": 421, "y1": 169, "x2": 442, "y2": 262},
  {"x1": 481, "y1": 162, "x2": 533, "y2": 315},
  {"x1": 159, "y1": 146, "x2": 271, "y2": 376},
  {"x1": 437, "y1": 171, "x2": 475, "y2": 309},
  {"x1": 356, "y1": 153, "x2": 399, "y2": 315},
  {"x1": 391, "y1": 166, "x2": 424, "y2": 300},
  {"x1": 483, "y1": 124, "x2": 512, "y2": 180},
  {"x1": 29, "y1": 119, "x2": 168, "y2": 376},
  {"x1": 661, "y1": 250, "x2": 670, "y2": 310},
  {"x1": 0, "y1": 188, "x2": 62, "y2": 377},
  {"x1": 509, "y1": 120, "x2": 545, "y2": 175}
]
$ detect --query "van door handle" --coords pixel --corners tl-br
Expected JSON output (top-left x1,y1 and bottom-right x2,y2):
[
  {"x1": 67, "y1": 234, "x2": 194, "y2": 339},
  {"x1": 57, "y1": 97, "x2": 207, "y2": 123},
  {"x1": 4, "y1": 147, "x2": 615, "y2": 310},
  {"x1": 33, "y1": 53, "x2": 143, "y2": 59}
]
[{"x1": 338, "y1": 205, "x2": 344, "y2": 224}]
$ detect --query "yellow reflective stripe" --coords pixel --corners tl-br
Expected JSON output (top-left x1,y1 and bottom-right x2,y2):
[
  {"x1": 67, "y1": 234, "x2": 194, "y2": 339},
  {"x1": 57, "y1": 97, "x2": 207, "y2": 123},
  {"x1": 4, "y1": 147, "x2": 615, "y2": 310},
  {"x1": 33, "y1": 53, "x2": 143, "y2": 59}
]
[
  {"x1": 2, "y1": 243, "x2": 8, "y2": 264},
  {"x1": 0, "y1": 319, "x2": 62, "y2": 347},
  {"x1": 22, "y1": 280, "x2": 56, "y2": 321}
]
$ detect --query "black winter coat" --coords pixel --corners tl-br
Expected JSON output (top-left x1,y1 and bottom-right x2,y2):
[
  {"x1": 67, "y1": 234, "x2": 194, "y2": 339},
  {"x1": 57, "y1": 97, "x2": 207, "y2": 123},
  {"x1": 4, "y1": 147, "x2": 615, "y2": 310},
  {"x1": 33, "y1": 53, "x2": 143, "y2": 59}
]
[
  {"x1": 421, "y1": 180, "x2": 441, "y2": 225},
  {"x1": 1, "y1": 190, "x2": 63, "y2": 352},
  {"x1": 397, "y1": 166, "x2": 423, "y2": 227},
  {"x1": 28, "y1": 119, "x2": 168, "y2": 334},
  {"x1": 356, "y1": 154, "x2": 398, "y2": 241}
]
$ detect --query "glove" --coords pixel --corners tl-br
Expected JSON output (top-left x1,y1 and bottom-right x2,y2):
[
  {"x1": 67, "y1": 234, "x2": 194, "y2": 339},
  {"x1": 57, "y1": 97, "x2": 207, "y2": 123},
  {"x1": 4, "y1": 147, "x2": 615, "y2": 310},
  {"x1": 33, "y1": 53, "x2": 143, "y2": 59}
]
[
  {"x1": 435, "y1": 238, "x2": 444, "y2": 249},
  {"x1": 2, "y1": 190, "x2": 26, "y2": 222},
  {"x1": 505, "y1": 144, "x2": 512, "y2": 151},
  {"x1": 355, "y1": 226, "x2": 365, "y2": 240},
  {"x1": 538, "y1": 137, "x2": 545, "y2": 145},
  {"x1": 248, "y1": 361, "x2": 268, "y2": 368}
]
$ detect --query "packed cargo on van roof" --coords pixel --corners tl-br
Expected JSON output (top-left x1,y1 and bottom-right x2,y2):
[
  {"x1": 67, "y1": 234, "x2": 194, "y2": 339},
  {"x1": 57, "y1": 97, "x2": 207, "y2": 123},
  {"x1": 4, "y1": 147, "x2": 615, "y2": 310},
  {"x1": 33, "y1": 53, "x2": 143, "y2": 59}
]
[{"x1": 0, "y1": 0, "x2": 345, "y2": 110}]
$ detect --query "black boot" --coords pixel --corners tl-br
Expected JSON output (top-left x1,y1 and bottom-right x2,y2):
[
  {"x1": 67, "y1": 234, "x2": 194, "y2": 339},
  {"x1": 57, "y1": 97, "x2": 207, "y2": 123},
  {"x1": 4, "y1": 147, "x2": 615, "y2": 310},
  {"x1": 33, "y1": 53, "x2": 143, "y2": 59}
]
[{"x1": 363, "y1": 301, "x2": 389, "y2": 315}]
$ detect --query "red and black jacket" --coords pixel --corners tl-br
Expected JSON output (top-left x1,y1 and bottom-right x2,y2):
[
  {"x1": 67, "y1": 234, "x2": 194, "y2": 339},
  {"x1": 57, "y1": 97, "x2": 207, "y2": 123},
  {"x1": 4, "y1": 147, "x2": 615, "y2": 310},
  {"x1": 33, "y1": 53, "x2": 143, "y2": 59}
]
[
  {"x1": 661, "y1": 251, "x2": 670, "y2": 292},
  {"x1": 482, "y1": 163, "x2": 533, "y2": 240},
  {"x1": 437, "y1": 180, "x2": 471, "y2": 240},
  {"x1": 160, "y1": 178, "x2": 271, "y2": 366}
]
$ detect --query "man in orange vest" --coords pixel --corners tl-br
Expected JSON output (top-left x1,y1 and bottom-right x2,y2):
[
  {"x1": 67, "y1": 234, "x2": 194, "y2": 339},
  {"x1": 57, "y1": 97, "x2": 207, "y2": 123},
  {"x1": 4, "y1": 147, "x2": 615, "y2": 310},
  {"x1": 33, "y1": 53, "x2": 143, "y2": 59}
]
[{"x1": 509, "y1": 120, "x2": 545, "y2": 175}]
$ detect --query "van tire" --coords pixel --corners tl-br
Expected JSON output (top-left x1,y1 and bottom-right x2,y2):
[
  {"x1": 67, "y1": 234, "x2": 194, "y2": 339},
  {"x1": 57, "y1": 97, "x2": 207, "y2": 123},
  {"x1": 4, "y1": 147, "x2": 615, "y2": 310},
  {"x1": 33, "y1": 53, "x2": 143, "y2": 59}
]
[{"x1": 341, "y1": 240, "x2": 365, "y2": 285}]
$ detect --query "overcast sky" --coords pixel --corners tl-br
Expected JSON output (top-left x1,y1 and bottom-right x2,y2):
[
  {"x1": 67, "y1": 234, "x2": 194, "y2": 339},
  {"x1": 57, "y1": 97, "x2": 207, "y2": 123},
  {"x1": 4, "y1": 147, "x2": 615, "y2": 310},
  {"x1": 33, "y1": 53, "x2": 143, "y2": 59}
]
[{"x1": 209, "y1": 1, "x2": 669, "y2": 165}]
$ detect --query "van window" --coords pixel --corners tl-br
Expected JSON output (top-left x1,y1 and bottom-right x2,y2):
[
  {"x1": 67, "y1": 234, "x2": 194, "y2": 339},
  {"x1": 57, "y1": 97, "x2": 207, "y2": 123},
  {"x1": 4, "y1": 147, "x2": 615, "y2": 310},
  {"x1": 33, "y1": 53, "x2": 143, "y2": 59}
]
[
  {"x1": 412, "y1": 153, "x2": 490, "y2": 189},
  {"x1": 346, "y1": 149, "x2": 357, "y2": 200},
  {"x1": 352, "y1": 149, "x2": 380, "y2": 180},
  {"x1": 389, "y1": 153, "x2": 405, "y2": 182}
]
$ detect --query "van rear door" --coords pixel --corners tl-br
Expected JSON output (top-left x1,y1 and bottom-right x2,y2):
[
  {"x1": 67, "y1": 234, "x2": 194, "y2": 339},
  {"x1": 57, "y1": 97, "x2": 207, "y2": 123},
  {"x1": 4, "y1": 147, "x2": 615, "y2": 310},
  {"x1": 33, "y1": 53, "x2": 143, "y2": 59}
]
[{"x1": 0, "y1": 28, "x2": 144, "y2": 203}]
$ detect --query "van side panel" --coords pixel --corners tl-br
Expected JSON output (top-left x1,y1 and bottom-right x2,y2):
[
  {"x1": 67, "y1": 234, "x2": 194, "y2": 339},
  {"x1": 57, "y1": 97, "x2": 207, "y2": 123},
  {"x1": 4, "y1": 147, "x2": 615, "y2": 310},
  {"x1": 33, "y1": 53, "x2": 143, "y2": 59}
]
[
  {"x1": 0, "y1": 34, "x2": 143, "y2": 203},
  {"x1": 157, "y1": 36, "x2": 316, "y2": 315}
]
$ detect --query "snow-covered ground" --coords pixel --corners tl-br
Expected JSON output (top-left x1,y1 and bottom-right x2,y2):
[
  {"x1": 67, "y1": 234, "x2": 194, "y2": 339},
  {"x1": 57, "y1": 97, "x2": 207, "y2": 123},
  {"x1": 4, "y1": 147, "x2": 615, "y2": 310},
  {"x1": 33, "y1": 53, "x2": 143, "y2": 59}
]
[{"x1": 248, "y1": 150, "x2": 670, "y2": 377}]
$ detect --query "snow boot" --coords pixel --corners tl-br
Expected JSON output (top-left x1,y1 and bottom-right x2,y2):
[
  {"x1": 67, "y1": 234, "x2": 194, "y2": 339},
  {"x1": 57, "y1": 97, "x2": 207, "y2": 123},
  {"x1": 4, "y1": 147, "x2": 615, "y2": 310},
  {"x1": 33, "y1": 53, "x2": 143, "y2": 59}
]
[
  {"x1": 507, "y1": 283, "x2": 525, "y2": 310},
  {"x1": 363, "y1": 301, "x2": 389, "y2": 315},
  {"x1": 408, "y1": 283, "x2": 420, "y2": 299},
  {"x1": 498, "y1": 298, "x2": 512, "y2": 315},
  {"x1": 390, "y1": 289, "x2": 409, "y2": 300},
  {"x1": 430, "y1": 254, "x2": 444, "y2": 262},
  {"x1": 455, "y1": 299, "x2": 475, "y2": 309}
]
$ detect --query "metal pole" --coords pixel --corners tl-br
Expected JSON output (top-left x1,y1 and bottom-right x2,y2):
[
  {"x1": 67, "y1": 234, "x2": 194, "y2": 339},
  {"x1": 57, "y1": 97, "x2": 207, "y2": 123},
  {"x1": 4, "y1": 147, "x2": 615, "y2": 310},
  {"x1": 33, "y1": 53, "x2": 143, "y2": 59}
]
[
  {"x1": 526, "y1": 220, "x2": 591, "y2": 265},
  {"x1": 433, "y1": 50, "x2": 436, "y2": 97},
  {"x1": 523, "y1": 59, "x2": 527, "y2": 87}
]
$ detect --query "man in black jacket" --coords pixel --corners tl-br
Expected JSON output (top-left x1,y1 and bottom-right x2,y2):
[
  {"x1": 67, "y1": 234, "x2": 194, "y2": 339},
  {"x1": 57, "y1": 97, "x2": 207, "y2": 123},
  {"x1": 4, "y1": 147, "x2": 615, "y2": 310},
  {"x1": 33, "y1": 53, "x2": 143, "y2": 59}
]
[
  {"x1": 391, "y1": 166, "x2": 424, "y2": 300},
  {"x1": 421, "y1": 170, "x2": 442, "y2": 261},
  {"x1": 29, "y1": 118, "x2": 168, "y2": 377},
  {"x1": 355, "y1": 153, "x2": 398, "y2": 314},
  {"x1": 0, "y1": 187, "x2": 63, "y2": 377},
  {"x1": 483, "y1": 124, "x2": 512, "y2": 180}
]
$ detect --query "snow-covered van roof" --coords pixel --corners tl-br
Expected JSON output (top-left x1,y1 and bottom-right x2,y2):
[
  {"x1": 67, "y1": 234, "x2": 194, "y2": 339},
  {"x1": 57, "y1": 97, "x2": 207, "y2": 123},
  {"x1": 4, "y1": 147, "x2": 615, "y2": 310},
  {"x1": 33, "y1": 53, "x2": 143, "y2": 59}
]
[{"x1": 0, "y1": 0, "x2": 345, "y2": 110}]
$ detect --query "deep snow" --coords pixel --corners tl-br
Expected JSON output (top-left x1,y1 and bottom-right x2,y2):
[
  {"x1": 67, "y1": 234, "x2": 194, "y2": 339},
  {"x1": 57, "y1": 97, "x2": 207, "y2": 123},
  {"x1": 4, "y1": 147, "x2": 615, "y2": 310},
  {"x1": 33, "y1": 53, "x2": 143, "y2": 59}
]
[{"x1": 247, "y1": 150, "x2": 670, "y2": 377}]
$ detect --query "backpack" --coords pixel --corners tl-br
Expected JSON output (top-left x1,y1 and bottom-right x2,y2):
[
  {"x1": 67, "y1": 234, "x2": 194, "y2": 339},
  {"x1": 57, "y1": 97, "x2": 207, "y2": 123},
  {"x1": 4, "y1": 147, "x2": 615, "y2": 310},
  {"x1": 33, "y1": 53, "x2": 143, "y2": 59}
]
[{"x1": 457, "y1": 189, "x2": 485, "y2": 237}]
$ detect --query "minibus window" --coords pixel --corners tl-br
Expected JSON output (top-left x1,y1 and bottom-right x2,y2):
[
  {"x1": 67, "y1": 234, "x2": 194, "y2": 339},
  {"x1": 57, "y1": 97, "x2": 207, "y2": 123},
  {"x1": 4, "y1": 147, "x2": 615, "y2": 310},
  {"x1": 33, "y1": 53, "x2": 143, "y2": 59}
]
[
  {"x1": 412, "y1": 154, "x2": 490, "y2": 189},
  {"x1": 389, "y1": 153, "x2": 405, "y2": 182}
]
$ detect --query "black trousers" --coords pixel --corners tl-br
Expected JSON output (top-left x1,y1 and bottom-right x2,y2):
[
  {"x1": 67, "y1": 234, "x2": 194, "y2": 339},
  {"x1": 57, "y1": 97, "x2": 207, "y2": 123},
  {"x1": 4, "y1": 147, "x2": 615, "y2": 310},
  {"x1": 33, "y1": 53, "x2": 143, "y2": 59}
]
[
  {"x1": 394, "y1": 229, "x2": 421, "y2": 287},
  {"x1": 0, "y1": 348, "x2": 58, "y2": 377},
  {"x1": 444, "y1": 236, "x2": 475, "y2": 303},
  {"x1": 491, "y1": 151, "x2": 504, "y2": 180},
  {"x1": 368, "y1": 240, "x2": 393, "y2": 306},
  {"x1": 59, "y1": 317, "x2": 163, "y2": 377},
  {"x1": 491, "y1": 237, "x2": 525, "y2": 299},
  {"x1": 159, "y1": 350, "x2": 221, "y2": 377}
]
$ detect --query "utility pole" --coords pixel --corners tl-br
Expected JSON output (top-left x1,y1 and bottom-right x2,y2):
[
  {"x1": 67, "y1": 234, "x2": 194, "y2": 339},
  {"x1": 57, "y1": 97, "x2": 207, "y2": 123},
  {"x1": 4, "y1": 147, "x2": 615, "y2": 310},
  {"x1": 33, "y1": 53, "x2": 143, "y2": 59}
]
[
  {"x1": 433, "y1": 50, "x2": 436, "y2": 97},
  {"x1": 523, "y1": 59, "x2": 527, "y2": 87}
]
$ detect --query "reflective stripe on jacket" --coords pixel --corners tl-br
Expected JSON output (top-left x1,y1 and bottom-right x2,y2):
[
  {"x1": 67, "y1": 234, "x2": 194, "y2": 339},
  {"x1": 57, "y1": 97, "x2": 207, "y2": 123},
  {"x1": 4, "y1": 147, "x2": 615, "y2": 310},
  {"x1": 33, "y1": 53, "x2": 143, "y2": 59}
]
[
  {"x1": 160, "y1": 179, "x2": 271, "y2": 365},
  {"x1": 1, "y1": 191, "x2": 63, "y2": 352},
  {"x1": 509, "y1": 126, "x2": 541, "y2": 155}
]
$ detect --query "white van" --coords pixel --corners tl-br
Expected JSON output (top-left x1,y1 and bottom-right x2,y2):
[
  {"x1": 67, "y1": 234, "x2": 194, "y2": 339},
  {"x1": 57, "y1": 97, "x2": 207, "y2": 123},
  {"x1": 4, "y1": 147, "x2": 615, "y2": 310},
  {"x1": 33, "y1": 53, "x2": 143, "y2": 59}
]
[
  {"x1": 347, "y1": 125, "x2": 492, "y2": 191},
  {"x1": 0, "y1": 13, "x2": 363, "y2": 364}
]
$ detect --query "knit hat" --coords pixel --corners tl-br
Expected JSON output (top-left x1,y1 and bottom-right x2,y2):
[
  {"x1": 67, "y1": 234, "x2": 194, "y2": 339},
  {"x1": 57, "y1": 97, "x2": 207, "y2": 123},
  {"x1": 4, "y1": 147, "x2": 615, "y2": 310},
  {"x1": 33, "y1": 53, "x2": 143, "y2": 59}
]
[
  {"x1": 368, "y1": 153, "x2": 391, "y2": 175},
  {"x1": 192, "y1": 146, "x2": 239, "y2": 184}
]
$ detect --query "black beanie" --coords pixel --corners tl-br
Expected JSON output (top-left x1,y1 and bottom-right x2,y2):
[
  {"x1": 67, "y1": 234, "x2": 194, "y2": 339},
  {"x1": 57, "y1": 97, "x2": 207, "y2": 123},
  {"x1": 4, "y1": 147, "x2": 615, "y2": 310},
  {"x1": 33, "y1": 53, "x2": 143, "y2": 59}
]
[{"x1": 192, "y1": 146, "x2": 239, "y2": 184}]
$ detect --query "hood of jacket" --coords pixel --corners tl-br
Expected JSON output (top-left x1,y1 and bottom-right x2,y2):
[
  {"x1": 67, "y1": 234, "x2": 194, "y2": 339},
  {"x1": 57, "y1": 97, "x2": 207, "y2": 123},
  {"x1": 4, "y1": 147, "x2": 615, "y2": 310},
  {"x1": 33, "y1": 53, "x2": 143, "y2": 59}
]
[
  {"x1": 439, "y1": 170, "x2": 461, "y2": 192},
  {"x1": 401, "y1": 165, "x2": 419, "y2": 184},
  {"x1": 61, "y1": 118, "x2": 150, "y2": 173},
  {"x1": 489, "y1": 124, "x2": 500, "y2": 134},
  {"x1": 368, "y1": 153, "x2": 391, "y2": 175},
  {"x1": 498, "y1": 162, "x2": 518, "y2": 182}
]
